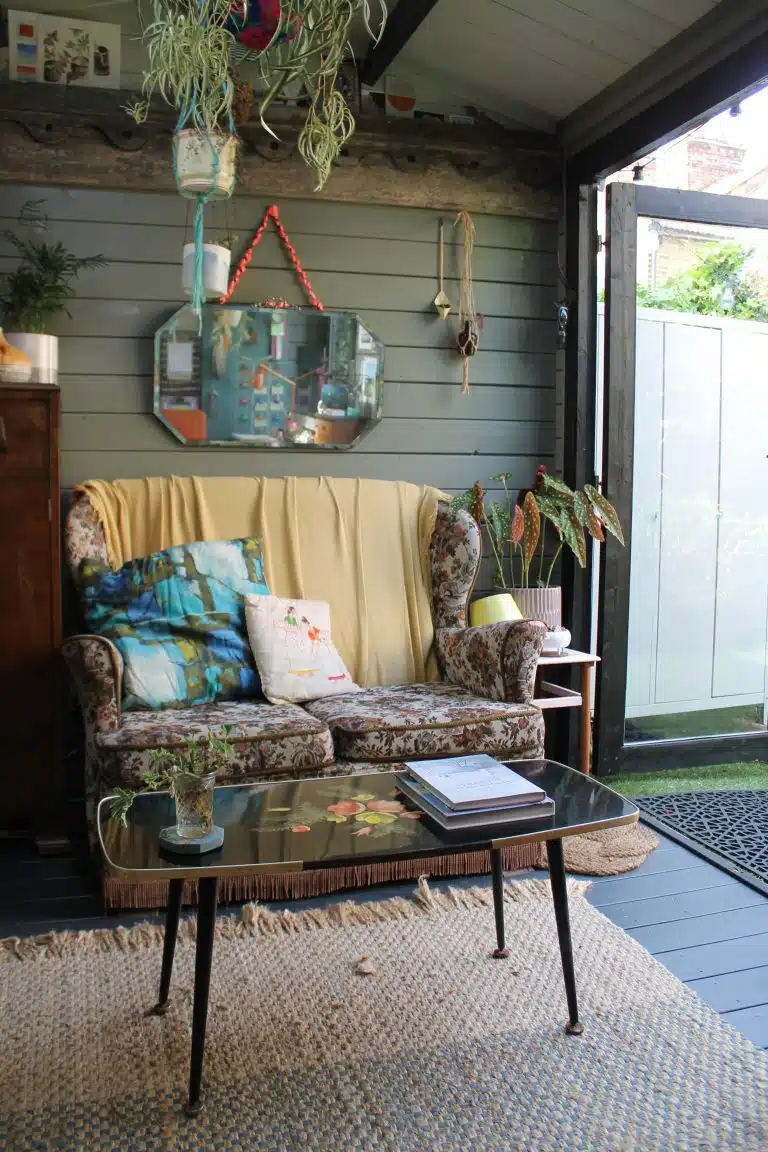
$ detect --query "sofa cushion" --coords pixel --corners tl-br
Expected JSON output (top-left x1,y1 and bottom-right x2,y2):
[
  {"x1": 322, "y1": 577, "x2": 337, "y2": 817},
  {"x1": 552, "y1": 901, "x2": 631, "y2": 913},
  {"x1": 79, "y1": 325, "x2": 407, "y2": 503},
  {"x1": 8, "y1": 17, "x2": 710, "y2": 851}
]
[
  {"x1": 79, "y1": 538, "x2": 270, "y2": 711},
  {"x1": 245, "y1": 594, "x2": 360, "y2": 703},
  {"x1": 302, "y1": 683, "x2": 544, "y2": 762},
  {"x1": 96, "y1": 700, "x2": 334, "y2": 788}
]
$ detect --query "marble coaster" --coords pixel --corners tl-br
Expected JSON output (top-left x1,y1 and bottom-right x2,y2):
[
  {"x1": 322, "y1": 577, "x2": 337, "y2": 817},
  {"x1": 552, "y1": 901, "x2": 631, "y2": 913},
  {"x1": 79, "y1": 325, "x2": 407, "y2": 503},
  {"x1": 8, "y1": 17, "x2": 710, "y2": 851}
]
[{"x1": 158, "y1": 826, "x2": 224, "y2": 855}]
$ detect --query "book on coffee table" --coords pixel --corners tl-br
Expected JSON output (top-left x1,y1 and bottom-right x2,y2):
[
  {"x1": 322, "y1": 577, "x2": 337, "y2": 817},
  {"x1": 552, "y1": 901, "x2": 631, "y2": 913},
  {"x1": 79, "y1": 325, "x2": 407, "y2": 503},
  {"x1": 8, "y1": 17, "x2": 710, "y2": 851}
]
[
  {"x1": 396, "y1": 771, "x2": 554, "y2": 831},
  {"x1": 403, "y1": 754, "x2": 546, "y2": 812}
]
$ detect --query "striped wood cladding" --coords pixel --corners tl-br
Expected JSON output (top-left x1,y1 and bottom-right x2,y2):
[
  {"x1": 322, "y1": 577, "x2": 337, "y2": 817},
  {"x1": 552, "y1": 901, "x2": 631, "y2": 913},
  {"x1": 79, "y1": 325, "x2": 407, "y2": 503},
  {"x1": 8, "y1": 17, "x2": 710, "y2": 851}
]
[{"x1": 0, "y1": 186, "x2": 557, "y2": 497}]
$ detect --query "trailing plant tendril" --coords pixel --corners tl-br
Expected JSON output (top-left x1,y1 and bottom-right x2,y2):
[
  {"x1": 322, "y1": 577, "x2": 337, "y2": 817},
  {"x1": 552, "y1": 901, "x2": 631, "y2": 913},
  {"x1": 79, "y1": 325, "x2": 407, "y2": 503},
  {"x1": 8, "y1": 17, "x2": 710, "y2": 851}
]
[{"x1": 256, "y1": 0, "x2": 387, "y2": 188}]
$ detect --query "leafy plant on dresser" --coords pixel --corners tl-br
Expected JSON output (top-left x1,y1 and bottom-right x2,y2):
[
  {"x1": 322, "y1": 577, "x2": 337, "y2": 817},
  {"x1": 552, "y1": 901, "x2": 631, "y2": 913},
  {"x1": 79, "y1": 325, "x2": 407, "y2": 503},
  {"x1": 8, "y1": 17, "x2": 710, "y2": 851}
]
[{"x1": 0, "y1": 200, "x2": 107, "y2": 333}]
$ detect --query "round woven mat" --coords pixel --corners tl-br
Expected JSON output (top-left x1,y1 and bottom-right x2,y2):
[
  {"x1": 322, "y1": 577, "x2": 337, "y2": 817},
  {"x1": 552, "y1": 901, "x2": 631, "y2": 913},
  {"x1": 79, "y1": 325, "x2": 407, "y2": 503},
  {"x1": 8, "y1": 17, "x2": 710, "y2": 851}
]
[{"x1": 537, "y1": 821, "x2": 658, "y2": 876}]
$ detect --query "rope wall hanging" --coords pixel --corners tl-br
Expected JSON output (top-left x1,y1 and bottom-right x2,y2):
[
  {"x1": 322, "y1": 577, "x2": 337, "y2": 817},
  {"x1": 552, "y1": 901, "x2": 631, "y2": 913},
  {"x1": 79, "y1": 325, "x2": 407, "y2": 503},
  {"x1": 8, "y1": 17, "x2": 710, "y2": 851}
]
[
  {"x1": 220, "y1": 203, "x2": 325, "y2": 311},
  {"x1": 454, "y1": 210, "x2": 479, "y2": 395}
]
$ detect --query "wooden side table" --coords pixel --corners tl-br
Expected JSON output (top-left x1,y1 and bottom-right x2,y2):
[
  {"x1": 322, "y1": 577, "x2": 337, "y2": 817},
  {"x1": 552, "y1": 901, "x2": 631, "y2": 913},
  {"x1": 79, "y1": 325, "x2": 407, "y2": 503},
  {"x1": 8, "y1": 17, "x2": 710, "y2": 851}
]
[{"x1": 533, "y1": 649, "x2": 600, "y2": 775}]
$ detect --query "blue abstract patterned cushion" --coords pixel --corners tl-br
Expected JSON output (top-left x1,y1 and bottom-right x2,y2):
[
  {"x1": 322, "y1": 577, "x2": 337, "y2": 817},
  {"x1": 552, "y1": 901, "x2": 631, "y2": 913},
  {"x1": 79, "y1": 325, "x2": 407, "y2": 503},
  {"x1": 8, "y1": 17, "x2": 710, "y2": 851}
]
[{"x1": 78, "y1": 538, "x2": 270, "y2": 711}]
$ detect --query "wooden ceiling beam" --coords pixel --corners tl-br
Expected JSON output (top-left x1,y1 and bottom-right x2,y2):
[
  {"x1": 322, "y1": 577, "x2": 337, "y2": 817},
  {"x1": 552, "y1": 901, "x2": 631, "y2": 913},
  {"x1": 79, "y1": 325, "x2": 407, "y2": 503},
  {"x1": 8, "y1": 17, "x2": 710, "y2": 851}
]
[
  {"x1": 360, "y1": 0, "x2": 441, "y2": 87},
  {"x1": 0, "y1": 82, "x2": 563, "y2": 218}
]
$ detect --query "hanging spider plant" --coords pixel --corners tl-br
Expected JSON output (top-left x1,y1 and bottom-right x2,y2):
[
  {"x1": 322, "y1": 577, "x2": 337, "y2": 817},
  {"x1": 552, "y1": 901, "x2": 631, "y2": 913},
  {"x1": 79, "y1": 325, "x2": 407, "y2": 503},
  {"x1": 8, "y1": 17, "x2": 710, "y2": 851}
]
[
  {"x1": 126, "y1": 0, "x2": 239, "y2": 137},
  {"x1": 254, "y1": 0, "x2": 388, "y2": 189}
]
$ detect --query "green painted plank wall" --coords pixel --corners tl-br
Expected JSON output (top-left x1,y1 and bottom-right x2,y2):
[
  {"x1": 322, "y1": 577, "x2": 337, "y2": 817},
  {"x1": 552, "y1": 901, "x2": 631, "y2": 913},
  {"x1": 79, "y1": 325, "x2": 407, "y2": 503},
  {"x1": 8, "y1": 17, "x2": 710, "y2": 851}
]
[{"x1": 1, "y1": 186, "x2": 557, "y2": 494}]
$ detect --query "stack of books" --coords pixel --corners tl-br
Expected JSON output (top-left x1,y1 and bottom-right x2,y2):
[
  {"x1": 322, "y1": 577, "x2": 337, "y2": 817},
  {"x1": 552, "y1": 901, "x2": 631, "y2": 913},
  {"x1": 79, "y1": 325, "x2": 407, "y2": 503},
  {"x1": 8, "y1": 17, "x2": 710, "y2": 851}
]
[{"x1": 397, "y1": 754, "x2": 554, "y2": 830}]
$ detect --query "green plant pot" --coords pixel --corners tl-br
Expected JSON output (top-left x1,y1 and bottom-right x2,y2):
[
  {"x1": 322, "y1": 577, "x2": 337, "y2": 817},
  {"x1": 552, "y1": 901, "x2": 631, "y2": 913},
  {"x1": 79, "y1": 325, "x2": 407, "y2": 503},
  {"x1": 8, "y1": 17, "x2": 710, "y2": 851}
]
[{"x1": 469, "y1": 593, "x2": 523, "y2": 627}]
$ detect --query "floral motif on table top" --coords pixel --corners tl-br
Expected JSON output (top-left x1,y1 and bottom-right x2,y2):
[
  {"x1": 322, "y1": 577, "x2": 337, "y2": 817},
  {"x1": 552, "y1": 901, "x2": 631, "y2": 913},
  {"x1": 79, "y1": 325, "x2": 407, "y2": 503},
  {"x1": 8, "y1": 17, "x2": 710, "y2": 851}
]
[{"x1": 261, "y1": 780, "x2": 423, "y2": 842}]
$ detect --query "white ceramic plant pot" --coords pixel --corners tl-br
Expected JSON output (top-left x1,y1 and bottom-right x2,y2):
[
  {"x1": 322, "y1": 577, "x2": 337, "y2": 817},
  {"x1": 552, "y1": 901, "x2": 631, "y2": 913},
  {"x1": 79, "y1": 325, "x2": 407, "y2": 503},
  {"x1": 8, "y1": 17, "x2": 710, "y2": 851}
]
[
  {"x1": 182, "y1": 244, "x2": 231, "y2": 300},
  {"x1": 512, "y1": 586, "x2": 562, "y2": 629},
  {"x1": 173, "y1": 130, "x2": 237, "y2": 199},
  {"x1": 4, "y1": 332, "x2": 58, "y2": 384}
]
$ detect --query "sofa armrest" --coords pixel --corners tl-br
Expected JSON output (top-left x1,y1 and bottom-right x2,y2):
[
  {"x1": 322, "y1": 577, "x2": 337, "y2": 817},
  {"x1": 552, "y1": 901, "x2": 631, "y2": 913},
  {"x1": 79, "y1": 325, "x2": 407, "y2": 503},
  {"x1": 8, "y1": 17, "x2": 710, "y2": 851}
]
[
  {"x1": 436, "y1": 620, "x2": 546, "y2": 704},
  {"x1": 62, "y1": 634, "x2": 123, "y2": 734}
]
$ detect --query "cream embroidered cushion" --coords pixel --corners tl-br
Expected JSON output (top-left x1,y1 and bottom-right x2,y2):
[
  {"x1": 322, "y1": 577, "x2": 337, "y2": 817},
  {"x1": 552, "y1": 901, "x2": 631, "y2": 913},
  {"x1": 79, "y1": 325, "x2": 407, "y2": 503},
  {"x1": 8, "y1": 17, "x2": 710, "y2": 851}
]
[{"x1": 245, "y1": 595, "x2": 361, "y2": 703}]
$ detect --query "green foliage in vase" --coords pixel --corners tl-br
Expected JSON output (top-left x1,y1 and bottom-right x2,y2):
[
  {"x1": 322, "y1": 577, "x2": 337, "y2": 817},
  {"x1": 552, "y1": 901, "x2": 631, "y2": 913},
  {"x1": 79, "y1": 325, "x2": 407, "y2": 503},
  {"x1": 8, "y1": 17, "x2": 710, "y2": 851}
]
[
  {"x1": 637, "y1": 242, "x2": 768, "y2": 322},
  {"x1": 127, "y1": 0, "x2": 239, "y2": 135},
  {"x1": 107, "y1": 729, "x2": 235, "y2": 825},
  {"x1": 257, "y1": 0, "x2": 387, "y2": 189},
  {"x1": 0, "y1": 201, "x2": 107, "y2": 333},
  {"x1": 451, "y1": 467, "x2": 624, "y2": 591}
]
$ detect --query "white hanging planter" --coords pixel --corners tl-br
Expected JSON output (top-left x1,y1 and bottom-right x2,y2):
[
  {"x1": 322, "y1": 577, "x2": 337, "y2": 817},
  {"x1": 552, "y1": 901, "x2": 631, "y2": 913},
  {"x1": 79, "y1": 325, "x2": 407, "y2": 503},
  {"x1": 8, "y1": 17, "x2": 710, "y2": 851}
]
[
  {"x1": 3, "y1": 332, "x2": 58, "y2": 384},
  {"x1": 173, "y1": 130, "x2": 237, "y2": 199},
  {"x1": 182, "y1": 244, "x2": 231, "y2": 300}
]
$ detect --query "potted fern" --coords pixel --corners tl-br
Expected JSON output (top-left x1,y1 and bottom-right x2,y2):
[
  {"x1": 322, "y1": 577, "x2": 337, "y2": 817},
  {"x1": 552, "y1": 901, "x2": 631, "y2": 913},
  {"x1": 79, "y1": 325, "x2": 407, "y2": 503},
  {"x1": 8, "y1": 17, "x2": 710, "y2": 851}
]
[
  {"x1": 0, "y1": 200, "x2": 106, "y2": 385},
  {"x1": 109, "y1": 731, "x2": 235, "y2": 849}
]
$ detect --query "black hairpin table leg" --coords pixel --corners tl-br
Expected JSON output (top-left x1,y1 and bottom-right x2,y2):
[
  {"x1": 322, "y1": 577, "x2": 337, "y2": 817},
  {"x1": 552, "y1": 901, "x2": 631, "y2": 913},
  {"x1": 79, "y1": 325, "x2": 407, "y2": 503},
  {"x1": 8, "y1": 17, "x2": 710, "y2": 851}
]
[
  {"x1": 186, "y1": 876, "x2": 219, "y2": 1116},
  {"x1": 490, "y1": 847, "x2": 509, "y2": 958},
  {"x1": 147, "y1": 877, "x2": 184, "y2": 1017},
  {"x1": 546, "y1": 837, "x2": 584, "y2": 1035}
]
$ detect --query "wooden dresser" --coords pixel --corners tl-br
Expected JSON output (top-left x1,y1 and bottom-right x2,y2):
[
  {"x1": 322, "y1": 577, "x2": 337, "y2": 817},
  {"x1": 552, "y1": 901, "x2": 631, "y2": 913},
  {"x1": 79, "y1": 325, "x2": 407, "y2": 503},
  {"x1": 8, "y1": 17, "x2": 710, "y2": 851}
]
[{"x1": 0, "y1": 385, "x2": 62, "y2": 828}]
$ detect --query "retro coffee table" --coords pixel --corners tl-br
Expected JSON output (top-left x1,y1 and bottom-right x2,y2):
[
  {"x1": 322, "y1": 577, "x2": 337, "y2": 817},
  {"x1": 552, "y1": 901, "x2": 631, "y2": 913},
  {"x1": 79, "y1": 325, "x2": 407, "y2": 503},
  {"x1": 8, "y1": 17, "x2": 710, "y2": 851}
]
[{"x1": 98, "y1": 759, "x2": 638, "y2": 1114}]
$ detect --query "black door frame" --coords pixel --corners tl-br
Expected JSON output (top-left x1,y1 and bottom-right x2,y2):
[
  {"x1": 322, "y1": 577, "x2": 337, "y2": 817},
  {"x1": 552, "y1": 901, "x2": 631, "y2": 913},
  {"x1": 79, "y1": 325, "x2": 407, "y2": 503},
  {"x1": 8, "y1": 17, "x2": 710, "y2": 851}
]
[
  {"x1": 595, "y1": 183, "x2": 768, "y2": 775},
  {"x1": 562, "y1": 26, "x2": 768, "y2": 775}
]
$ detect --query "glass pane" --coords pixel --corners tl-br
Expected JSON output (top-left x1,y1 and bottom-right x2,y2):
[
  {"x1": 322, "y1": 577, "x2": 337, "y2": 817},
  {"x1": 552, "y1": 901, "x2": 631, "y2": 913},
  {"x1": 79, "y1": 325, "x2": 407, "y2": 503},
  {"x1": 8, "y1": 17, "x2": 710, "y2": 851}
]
[{"x1": 625, "y1": 218, "x2": 768, "y2": 742}]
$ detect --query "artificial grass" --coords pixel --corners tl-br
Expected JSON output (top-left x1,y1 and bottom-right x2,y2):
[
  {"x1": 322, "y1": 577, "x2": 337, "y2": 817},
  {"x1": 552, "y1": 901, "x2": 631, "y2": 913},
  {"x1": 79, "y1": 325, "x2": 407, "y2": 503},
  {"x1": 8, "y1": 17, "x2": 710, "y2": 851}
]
[
  {"x1": 604, "y1": 760, "x2": 768, "y2": 798},
  {"x1": 625, "y1": 704, "x2": 764, "y2": 742}
]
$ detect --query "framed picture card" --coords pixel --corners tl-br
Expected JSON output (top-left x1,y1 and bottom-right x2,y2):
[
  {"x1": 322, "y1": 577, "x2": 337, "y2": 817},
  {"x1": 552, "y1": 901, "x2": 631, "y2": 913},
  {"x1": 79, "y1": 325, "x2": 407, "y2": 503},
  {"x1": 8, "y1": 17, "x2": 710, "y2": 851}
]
[{"x1": 7, "y1": 10, "x2": 121, "y2": 88}]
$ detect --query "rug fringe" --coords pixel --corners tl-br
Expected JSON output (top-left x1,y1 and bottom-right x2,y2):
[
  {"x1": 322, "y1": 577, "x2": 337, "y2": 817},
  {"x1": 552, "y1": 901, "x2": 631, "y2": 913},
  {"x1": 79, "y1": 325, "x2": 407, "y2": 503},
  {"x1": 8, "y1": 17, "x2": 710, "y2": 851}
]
[{"x1": 0, "y1": 877, "x2": 590, "y2": 962}]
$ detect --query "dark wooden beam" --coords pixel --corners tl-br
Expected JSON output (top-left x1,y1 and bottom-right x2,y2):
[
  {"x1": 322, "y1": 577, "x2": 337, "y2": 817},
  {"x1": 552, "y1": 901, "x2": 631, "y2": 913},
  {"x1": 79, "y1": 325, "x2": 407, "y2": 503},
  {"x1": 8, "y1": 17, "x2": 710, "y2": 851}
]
[
  {"x1": 0, "y1": 82, "x2": 563, "y2": 218},
  {"x1": 593, "y1": 181, "x2": 637, "y2": 779},
  {"x1": 360, "y1": 0, "x2": 441, "y2": 87},
  {"x1": 567, "y1": 26, "x2": 768, "y2": 183},
  {"x1": 560, "y1": 175, "x2": 598, "y2": 771}
]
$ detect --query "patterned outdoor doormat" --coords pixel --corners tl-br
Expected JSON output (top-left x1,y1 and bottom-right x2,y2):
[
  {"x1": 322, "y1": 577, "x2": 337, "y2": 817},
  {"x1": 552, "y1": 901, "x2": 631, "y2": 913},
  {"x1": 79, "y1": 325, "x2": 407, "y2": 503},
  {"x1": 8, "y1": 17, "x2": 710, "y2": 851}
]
[
  {"x1": 636, "y1": 789, "x2": 768, "y2": 891},
  {"x1": 2, "y1": 878, "x2": 767, "y2": 1151}
]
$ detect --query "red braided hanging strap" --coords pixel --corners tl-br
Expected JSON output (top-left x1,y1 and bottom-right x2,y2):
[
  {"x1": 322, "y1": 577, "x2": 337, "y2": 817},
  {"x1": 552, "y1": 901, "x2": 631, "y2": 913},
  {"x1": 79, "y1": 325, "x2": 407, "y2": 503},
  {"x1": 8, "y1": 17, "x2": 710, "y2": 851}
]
[{"x1": 219, "y1": 203, "x2": 324, "y2": 311}]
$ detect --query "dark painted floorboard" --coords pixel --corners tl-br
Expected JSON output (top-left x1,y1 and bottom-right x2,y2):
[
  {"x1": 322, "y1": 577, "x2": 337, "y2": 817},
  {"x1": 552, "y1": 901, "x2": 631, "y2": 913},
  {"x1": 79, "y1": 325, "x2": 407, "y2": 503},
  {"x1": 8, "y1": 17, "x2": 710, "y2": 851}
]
[
  {"x1": 686, "y1": 966, "x2": 768, "y2": 1014},
  {"x1": 720, "y1": 1004, "x2": 768, "y2": 1049},
  {"x1": 588, "y1": 864, "x2": 731, "y2": 907},
  {"x1": 656, "y1": 935, "x2": 768, "y2": 981},
  {"x1": 603, "y1": 881, "x2": 766, "y2": 931},
  {"x1": 630, "y1": 903, "x2": 768, "y2": 952}
]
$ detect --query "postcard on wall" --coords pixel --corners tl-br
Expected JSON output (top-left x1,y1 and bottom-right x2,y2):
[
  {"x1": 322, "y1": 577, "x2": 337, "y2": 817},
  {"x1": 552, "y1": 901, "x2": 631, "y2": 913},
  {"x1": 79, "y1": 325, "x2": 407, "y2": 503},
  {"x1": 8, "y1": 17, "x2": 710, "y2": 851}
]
[{"x1": 7, "y1": 10, "x2": 121, "y2": 88}]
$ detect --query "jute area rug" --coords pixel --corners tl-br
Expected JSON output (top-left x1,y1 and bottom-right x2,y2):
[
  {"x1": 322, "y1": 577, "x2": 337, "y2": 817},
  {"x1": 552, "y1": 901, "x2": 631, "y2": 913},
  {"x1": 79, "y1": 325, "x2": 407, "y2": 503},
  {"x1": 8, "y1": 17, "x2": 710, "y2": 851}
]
[{"x1": 3, "y1": 879, "x2": 765, "y2": 1152}]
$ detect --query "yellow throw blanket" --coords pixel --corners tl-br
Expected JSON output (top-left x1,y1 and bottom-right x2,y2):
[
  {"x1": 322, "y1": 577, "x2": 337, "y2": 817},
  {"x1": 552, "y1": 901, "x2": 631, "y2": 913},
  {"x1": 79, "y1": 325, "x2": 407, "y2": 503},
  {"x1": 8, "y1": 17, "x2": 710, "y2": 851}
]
[{"x1": 76, "y1": 475, "x2": 442, "y2": 687}]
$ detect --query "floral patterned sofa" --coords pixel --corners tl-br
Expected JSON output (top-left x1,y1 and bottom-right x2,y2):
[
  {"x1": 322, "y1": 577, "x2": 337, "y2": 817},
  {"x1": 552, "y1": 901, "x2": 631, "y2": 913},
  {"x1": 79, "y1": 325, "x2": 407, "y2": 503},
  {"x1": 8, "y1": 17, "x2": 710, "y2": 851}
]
[{"x1": 63, "y1": 490, "x2": 546, "y2": 908}]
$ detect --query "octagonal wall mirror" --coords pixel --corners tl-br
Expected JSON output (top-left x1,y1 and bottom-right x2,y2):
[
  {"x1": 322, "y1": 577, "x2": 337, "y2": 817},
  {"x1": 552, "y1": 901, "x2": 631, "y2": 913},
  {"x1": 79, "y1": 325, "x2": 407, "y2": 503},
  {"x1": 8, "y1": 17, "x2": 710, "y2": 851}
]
[{"x1": 154, "y1": 305, "x2": 385, "y2": 448}]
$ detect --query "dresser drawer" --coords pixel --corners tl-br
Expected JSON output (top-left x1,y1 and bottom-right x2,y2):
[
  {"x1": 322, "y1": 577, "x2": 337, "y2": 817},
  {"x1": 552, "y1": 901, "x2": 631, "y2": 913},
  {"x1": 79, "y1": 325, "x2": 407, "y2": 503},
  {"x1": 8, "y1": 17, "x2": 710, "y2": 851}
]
[{"x1": 0, "y1": 392, "x2": 52, "y2": 476}]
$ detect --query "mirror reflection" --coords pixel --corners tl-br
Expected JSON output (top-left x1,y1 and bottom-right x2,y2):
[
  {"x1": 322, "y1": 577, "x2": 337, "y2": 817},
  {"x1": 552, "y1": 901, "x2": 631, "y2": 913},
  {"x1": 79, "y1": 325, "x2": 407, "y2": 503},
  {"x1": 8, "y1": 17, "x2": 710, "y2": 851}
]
[{"x1": 154, "y1": 305, "x2": 384, "y2": 447}]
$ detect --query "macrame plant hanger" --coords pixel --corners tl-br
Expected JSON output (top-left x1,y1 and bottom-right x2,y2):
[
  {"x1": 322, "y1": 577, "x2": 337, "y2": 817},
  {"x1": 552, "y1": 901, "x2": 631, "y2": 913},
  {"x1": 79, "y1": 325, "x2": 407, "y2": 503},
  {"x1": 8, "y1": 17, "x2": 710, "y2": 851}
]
[
  {"x1": 454, "y1": 209, "x2": 478, "y2": 395},
  {"x1": 173, "y1": 75, "x2": 235, "y2": 324},
  {"x1": 220, "y1": 203, "x2": 324, "y2": 311}
]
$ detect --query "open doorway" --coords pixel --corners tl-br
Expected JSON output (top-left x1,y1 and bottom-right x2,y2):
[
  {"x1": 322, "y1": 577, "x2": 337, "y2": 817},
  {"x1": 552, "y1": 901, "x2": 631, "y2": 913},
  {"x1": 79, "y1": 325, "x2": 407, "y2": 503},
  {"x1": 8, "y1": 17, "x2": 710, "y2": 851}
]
[{"x1": 592, "y1": 89, "x2": 768, "y2": 777}]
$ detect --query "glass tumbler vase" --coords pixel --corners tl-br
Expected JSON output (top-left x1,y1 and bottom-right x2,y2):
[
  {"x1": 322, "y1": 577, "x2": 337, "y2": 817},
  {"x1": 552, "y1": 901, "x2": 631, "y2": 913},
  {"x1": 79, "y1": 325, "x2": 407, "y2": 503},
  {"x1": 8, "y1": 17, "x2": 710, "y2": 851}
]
[{"x1": 173, "y1": 772, "x2": 216, "y2": 839}]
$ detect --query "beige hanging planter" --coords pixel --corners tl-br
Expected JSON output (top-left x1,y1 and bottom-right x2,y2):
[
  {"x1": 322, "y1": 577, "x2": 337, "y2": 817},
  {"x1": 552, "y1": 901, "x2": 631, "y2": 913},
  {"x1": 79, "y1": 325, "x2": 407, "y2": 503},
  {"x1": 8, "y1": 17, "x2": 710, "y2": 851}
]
[{"x1": 173, "y1": 130, "x2": 237, "y2": 199}]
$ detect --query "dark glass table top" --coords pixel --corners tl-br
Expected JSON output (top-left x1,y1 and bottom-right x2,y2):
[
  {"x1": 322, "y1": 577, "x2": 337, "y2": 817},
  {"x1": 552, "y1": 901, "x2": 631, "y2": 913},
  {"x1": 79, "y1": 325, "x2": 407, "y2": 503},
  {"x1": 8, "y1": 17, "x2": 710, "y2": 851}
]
[{"x1": 99, "y1": 760, "x2": 638, "y2": 881}]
